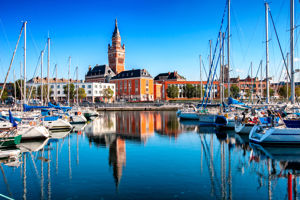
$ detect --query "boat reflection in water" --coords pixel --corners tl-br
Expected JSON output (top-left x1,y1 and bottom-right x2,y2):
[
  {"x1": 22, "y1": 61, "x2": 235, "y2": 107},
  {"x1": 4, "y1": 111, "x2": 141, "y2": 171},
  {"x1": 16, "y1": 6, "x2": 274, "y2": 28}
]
[
  {"x1": 250, "y1": 143, "x2": 300, "y2": 200},
  {"x1": 2, "y1": 111, "x2": 300, "y2": 199}
]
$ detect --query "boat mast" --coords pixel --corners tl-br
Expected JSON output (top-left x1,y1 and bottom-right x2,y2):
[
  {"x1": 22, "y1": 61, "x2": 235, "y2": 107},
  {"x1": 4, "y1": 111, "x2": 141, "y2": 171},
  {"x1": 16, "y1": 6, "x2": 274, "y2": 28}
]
[
  {"x1": 68, "y1": 56, "x2": 71, "y2": 106},
  {"x1": 20, "y1": 62, "x2": 23, "y2": 104},
  {"x1": 76, "y1": 66, "x2": 78, "y2": 105},
  {"x1": 47, "y1": 37, "x2": 50, "y2": 103},
  {"x1": 55, "y1": 64, "x2": 57, "y2": 102},
  {"x1": 200, "y1": 55, "x2": 202, "y2": 99},
  {"x1": 260, "y1": 60, "x2": 263, "y2": 98},
  {"x1": 227, "y1": 0, "x2": 230, "y2": 98},
  {"x1": 13, "y1": 70, "x2": 16, "y2": 101},
  {"x1": 265, "y1": 2, "x2": 270, "y2": 104},
  {"x1": 41, "y1": 51, "x2": 44, "y2": 105},
  {"x1": 24, "y1": 21, "x2": 27, "y2": 104},
  {"x1": 287, "y1": 53, "x2": 289, "y2": 101},
  {"x1": 222, "y1": 33, "x2": 225, "y2": 100},
  {"x1": 209, "y1": 39, "x2": 212, "y2": 100},
  {"x1": 219, "y1": 32, "x2": 223, "y2": 105},
  {"x1": 251, "y1": 62, "x2": 253, "y2": 104},
  {"x1": 290, "y1": 0, "x2": 295, "y2": 104}
]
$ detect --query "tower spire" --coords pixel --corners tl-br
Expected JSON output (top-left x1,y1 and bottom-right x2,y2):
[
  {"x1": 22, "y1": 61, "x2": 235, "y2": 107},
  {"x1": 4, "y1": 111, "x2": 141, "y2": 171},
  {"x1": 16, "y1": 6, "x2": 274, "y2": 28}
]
[{"x1": 113, "y1": 18, "x2": 120, "y2": 38}]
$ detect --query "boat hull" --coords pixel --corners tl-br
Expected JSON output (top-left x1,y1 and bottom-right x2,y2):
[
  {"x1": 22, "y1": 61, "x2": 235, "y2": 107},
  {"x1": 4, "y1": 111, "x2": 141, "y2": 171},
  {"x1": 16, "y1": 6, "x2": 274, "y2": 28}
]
[
  {"x1": 235, "y1": 123, "x2": 254, "y2": 134},
  {"x1": 20, "y1": 125, "x2": 49, "y2": 139},
  {"x1": 0, "y1": 134, "x2": 22, "y2": 147},
  {"x1": 250, "y1": 125, "x2": 300, "y2": 144}
]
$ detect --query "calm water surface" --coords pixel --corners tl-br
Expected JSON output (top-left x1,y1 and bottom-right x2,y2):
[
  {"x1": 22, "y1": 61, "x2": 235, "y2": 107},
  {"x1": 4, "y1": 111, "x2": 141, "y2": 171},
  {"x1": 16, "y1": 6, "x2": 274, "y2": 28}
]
[{"x1": 0, "y1": 111, "x2": 298, "y2": 199}]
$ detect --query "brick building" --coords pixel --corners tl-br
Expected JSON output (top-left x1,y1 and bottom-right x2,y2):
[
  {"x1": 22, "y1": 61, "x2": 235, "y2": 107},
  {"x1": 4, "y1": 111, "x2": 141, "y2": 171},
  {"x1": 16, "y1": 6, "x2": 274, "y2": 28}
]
[
  {"x1": 110, "y1": 69, "x2": 154, "y2": 101},
  {"x1": 108, "y1": 19, "x2": 125, "y2": 75}
]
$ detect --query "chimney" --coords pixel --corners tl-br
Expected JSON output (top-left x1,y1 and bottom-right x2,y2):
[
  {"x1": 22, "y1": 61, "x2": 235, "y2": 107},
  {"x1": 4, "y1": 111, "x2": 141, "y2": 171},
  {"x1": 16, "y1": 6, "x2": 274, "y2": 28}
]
[{"x1": 88, "y1": 65, "x2": 92, "y2": 70}]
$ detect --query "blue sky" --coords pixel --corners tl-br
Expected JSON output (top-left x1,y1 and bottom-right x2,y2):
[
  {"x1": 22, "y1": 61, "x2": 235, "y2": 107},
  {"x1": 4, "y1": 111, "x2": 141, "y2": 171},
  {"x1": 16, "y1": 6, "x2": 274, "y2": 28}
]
[{"x1": 0, "y1": 0, "x2": 299, "y2": 83}]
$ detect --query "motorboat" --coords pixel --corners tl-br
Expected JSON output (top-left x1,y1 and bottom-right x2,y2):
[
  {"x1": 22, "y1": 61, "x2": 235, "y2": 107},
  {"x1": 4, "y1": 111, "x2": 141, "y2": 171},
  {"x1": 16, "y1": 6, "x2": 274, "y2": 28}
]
[
  {"x1": 249, "y1": 124, "x2": 300, "y2": 144},
  {"x1": 42, "y1": 116, "x2": 72, "y2": 131},
  {"x1": 17, "y1": 138, "x2": 49, "y2": 152},
  {"x1": 0, "y1": 148, "x2": 21, "y2": 159},
  {"x1": 18, "y1": 124, "x2": 50, "y2": 139},
  {"x1": 69, "y1": 111, "x2": 87, "y2": 124}
]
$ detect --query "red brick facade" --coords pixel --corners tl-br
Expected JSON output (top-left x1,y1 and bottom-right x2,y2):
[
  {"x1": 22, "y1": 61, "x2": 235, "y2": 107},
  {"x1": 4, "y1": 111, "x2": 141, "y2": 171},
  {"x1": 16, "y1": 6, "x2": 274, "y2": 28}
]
[{"x1": 108, "y1": 19, "x2": 125, "y2": 75}]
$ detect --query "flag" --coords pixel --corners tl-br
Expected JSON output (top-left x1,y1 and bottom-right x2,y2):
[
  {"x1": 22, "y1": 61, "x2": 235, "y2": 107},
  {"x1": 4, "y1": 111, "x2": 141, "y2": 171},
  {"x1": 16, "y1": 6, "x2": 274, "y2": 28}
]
[{"x1": 9, "y1": 110, "x2": 18, "y2": 128}]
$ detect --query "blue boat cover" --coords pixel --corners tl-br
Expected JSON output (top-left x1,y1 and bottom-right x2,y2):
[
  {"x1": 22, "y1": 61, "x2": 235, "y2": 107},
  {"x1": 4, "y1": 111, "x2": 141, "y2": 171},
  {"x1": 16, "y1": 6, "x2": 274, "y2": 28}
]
[
  {"x1": 48, "y1": 102, "x2": 72, "y2": 111},
  {"x1": 23, "y1": 104, "x2": 50, "y2": 112},
  {"x1": 43, "y1": 116, "x2": 60, "y2": 121}
]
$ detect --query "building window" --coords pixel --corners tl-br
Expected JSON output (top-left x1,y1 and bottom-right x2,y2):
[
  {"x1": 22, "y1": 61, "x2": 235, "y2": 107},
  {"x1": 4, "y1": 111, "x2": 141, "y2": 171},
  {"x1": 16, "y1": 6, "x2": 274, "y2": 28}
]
[
  {"x1": 57, "y1": 85, "x2": 60, "y2": 88},
  {"x1": 58, "y1": 91, "x2": 60, "y2": 94},
  {"x1": 51, "y1": 85, "x2": 54, "y2": 89},
  {"x1": 95, "y1": 85, "x2": 97, "y2": 88},
  {"x1": 88, "y1": 90, "x2": 91, "y2": 94},
  {"x1": 88, "y1": 85, "x2": 91, "y2": 89},
  {"x1": 82, "y1": 85, "x2": 85, "y2": 88},
  {"x1": 135, "y1": 80, "x2": 138, "y2": 94}
]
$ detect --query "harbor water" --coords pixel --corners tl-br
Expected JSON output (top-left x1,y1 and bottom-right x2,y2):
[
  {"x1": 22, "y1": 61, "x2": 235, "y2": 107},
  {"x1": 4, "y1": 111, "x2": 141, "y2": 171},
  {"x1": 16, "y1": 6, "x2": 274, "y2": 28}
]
[{"x1": 0, "y1": 111, "x2": 297, "y2": 199}]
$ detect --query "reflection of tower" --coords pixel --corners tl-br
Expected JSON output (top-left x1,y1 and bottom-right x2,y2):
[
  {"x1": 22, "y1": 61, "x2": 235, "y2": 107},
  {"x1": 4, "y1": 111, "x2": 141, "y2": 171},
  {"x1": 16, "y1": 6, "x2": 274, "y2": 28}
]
[
  {"x1": 108, "y1": 19, "x2": 125, "y2": 74},
  {"x1": 109, "y1": 138, "x2": 126, "y2": 188}
]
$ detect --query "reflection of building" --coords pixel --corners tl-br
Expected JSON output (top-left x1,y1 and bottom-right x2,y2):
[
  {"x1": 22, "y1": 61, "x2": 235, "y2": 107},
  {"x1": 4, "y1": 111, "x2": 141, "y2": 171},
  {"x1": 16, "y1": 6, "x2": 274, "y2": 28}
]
[
  {"x1": 115, "y1": 111, "x2": 154, "y2": 141},
  {"x1": 154, "y1": 111, "x2": 182, "y2": 138},
  {"x1": 85, "y1": 113, "x2": 116, "y2": 135},
  {"x1": 109, "y1": 138, "x2": 126, "y2": 188},
  {"x1": 111, "y1": 69, "x2": 154, "y2": 101}
]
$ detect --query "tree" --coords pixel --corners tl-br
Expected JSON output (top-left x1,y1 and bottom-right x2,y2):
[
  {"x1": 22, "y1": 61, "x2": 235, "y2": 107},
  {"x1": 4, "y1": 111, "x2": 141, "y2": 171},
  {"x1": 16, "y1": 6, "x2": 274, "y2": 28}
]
[
  {"x1": 0, "y1": 89, "x2": 8, "y2": 101},
  {"x1": 77, "y1": 88, "x2": 86, "y2": 100},
  {"x1": 183, "y1": 84, "x2": 196, "y2": 98},
  {"x1": 37, "y1": 84, "x2": 52, "y2": 101},
  {"x1": 224, "y1": 85, "x2": 240, "y2": 98},
  {"x1": 63, "y1": 83, "x2": 75, "y2": 100},
  {"x1": 102, "y1": 87, "x2": 114, "y2": 101},
  {"x1": 263, "y1": 88, "x2": 275, "y2": 97},
  {"x1": 278, "y1": 85, "x2": 291, "y2": 98},
  {"x1": 166, "y1": 85, "x2": 179, "y2": 98},
  {"x1": 13, "y1": 79, "x2": 24, "y2": 100}
]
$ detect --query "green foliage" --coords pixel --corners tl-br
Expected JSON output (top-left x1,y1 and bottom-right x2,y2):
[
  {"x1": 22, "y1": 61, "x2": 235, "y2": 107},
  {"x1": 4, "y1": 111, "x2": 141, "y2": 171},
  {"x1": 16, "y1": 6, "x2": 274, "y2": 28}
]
[
  {"x1": 224, "y1": 84, "x2": 240, "y2": 98},
  {"x1": 278, "y1": 85, "x2": 291, "y2": 98},
  {"x1": 0, "y1": 89, "x2": 8, "y2": 101},
  {"x1": 183, "y1": 84, "x2": 196, "y2": 98},
  {"x1": 166, "y1": 85, "x2": 179, "y2": 99},
  {"x1": 13, "y1": 79, "x2": 24, "y2": 100},
  {"x1": 63, "y1": 83, "x2": 75, "y2": 100},
  {"x1": 263, "y1": 88, "x2": 275, "y2": 97},
  {"x1": 37, "y1": 85, "x2": 52, "y2": 101},
  {"x1": 77, "y1": 88, "x2": 86, "y2": 100},
  {"x1": 103, "y1": 87, "x2": 114, "y2": 99}
]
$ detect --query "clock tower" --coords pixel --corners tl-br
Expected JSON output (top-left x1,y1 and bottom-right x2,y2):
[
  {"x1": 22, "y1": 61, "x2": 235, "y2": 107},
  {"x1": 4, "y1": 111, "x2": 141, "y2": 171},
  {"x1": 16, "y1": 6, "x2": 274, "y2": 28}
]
[{"x1": 108, "y1": 19, "x2": 125, "y2": 74}]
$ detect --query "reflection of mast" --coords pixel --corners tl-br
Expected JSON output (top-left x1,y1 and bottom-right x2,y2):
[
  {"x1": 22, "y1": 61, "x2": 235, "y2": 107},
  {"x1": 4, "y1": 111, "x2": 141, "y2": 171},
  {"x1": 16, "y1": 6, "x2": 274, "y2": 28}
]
[
  {"x1": 228, "y1": 145, "x2": 232, "y2": 200},
  {"x1": 221, "y1": 141, "x2": 227, "y2": 199},
  {"x1": 200, "y1": 135, "x2": 218, "y2": 196},
  {"x1": 77, "y1": 134, "x2": 79, "y2": 165},
  {"x1": 69, "y1": 134, "x2": 72, "y2": 179},
  {"x1": 56, "y1": 143, "x2": 58, "y2": 174},
  {"x1": 23, "y1": 154, "x2": 27, "y2": 200},
  {"x1": 0, "y1": 164, "x2": 12, "y2": 197},
  {"x1": 109, "y1": 138, "x2": 126, "y2": 189},
  {"x1": 48, "y1": 144, "x2": 51, "y2": 200},
  {"x1": 267, "y1": 159, "x2": 271, "y2": 200},
  {"x1": 41, "y1": 149, "x2": 44, "y2": 200}
]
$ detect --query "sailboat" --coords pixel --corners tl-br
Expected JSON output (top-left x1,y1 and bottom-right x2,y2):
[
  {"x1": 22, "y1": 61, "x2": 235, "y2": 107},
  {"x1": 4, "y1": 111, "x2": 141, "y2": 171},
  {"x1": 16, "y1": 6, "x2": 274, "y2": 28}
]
[{"x1": 249, "y1": 0, "x2": 300, "y2": 144}]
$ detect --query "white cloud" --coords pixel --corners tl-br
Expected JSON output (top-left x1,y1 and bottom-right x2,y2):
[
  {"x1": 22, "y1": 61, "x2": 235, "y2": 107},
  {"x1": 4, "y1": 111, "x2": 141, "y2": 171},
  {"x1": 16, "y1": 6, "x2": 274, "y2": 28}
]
[{"x1": 295, "y1": 57, "x2": 300, "y2": 62}]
